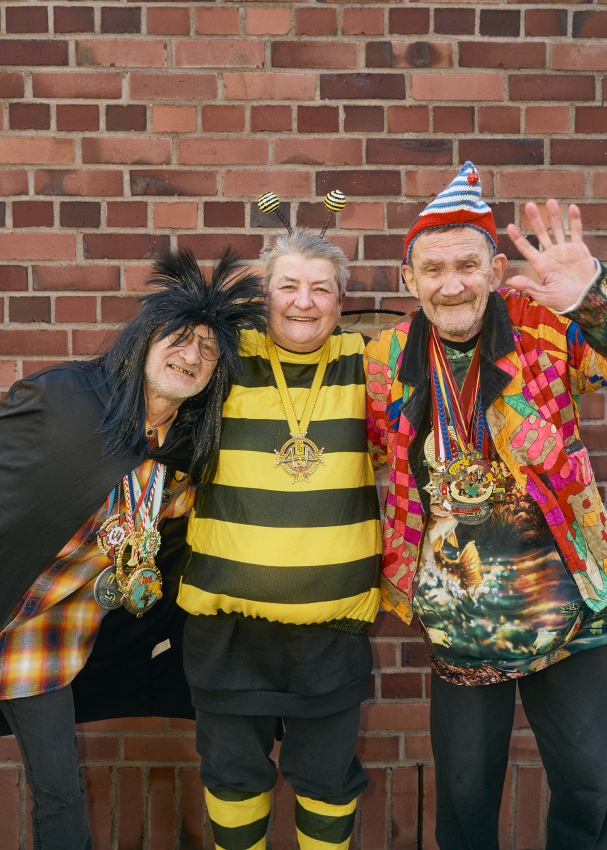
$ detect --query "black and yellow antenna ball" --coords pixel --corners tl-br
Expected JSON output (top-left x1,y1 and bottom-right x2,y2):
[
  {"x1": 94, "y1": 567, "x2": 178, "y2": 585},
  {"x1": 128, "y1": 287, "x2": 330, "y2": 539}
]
[
  {"x1": 321, "y1": 190, "x2": 346, "y2": 237},
  {"x1": 257, "y1": 192, "x2": 292, "y2": 235}
]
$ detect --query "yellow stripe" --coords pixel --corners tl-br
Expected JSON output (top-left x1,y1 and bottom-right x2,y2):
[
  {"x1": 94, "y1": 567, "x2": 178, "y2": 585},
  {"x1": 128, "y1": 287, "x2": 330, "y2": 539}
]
[
  {"x1": 240, "y1": 329, "x2": 364, "y2": 363},
  {"x1": 224, "y1": 383, "x2": 364, "y2": 422},
  {"x1": 296, "y1": 797, "x2": 357, "y2": 818},
  {"x1": 296, "y1": 829, "x2": 349, "y2": 850},
  {"x1": 210, "y1": 450, "x2": 375, "y2": 493},
  {"x1": 178, "y1": 582, "x2": 381, "y2": 626},
  {"x1": 205, "y1": 790, "x2": 271, "y2": 829},
  {"x1": 214, "y1": 837, "x2": 266, "y2": 850}
]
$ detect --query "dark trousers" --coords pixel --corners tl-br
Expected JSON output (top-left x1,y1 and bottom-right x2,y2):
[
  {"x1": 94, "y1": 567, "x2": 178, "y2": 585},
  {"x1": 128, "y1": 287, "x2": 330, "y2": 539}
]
[
  {"x1": 431, "y1": 644, "x2": 607, "y2": 850},
  {"x1": 0, "y1": 684, "x2": 91, "y2": 850},
  {"x1": 195, "y1": 705, "x2": 368, "y2": 805}
]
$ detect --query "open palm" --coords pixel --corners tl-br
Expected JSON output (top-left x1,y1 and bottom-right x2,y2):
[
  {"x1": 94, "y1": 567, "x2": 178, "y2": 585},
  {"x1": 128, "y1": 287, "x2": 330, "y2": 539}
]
[{"x1": 506, "y1": 200, "x2": 598, "y2": 313}]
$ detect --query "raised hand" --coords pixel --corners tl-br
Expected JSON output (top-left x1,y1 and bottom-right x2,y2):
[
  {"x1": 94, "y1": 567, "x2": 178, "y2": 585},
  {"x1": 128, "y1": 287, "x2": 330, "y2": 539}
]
[{"x1": 506, "y1": 200, "x2": 597, "y2": 313}]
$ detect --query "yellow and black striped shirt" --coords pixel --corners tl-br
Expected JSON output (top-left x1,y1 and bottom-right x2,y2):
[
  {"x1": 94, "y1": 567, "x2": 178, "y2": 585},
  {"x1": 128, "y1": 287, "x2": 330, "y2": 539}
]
[{"x1": 178, "y1": 328, "x2": 381, "y2": 633}]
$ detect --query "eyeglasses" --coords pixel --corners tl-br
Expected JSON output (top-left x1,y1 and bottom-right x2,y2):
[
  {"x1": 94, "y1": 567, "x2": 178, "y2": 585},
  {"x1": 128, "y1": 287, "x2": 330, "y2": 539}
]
[{"x1": 167, "y1": 329, "x2": 220, "y2": 362}]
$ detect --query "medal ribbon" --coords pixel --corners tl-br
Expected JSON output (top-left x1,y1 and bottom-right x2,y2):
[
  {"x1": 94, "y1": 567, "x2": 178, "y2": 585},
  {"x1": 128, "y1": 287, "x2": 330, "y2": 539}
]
[
  {"x1": 428, "y1": 324, "x2": 484, "y2": 463},
  {"x1": 266, "y1": 337, "x2": 330, "y2": 438},
  {"x1": 122, "y1": 462, "x2": 165, "y2": 570}
]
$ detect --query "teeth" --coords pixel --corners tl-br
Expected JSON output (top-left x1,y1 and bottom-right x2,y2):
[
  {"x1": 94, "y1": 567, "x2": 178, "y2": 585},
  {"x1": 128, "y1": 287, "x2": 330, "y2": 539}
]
[
  {"x1": 169, "y1": 364, "x2": 193, "y2": 376},
  {"x1": 288, "y1": 317, "x2": 316, "y2": 321}
]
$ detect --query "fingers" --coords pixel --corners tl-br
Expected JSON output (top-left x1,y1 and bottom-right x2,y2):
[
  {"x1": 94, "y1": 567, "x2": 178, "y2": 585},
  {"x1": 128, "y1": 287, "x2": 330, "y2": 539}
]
[
  {"x1": 568, "y1": 203, "x2": 584, "y2": 243},
  {"x1": 507, "y1": 274, "x2": 538, "y2": 295},
  {"x1": 507, "y1": 223, "x2": 542, "y2": 265},
  {"x1": 523, "y1": 202, "x2": 553, "y2": 250},
  {"x1": 546, "y1": 198, "x2": 566, "y2": 244}
]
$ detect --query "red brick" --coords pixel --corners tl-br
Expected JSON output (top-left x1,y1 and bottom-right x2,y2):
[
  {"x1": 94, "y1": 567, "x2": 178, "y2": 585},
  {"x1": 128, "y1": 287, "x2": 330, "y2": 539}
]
[
  {"x1": 371, "y1": 640, "x2": 398, "y2": 667},
  {"x1": 405, "y1": 169, "x2": 492, "y2": 197},
  {"x1": 510, "y1": 74, "x2": 595, "y2": 101},
  {"x1": 321, "y1": 73, "x2": 404, "y2": 99},
  {"x1": 107, "y1": 202, "x2": 147, "y2": 227},
  {"x1": 389, "y1": 8, "x2": 429, "y2": 34},
  {"x1": 367, "y1": 138, "x2": 452, "y2": 166},
  {"x1": 130, "y1": 170, "x2": 217, "y2": 197},
  {"x1": 460, "y1": 139, "x2": 543, "y2": 165},
  {"x1": 55, "y1": 296, "x2": 96, "y2": 323},
  {"x1": 580, "y1": 392, "x2": 605, "y2": 419},
  {"x1": 57, "y1": 104, "x2": 99, "y2": 131},
  {"x1": 392, "y1": 768, "x2": 418, "y2": 849},
  {"x1": 297, "y1": 106, "x2": 339, "y2": 133},
  {"x1": 179, "y1": 233, "x2": 263, "y2": 260},
  {"x1": 152, "y1": 104, "x2": 196, "y2": 133},
  {"x1": 0, "y1": 329, "x2": 68, "y2": 355},
  {"x1": 0, "y1": 204, "x2": 5, "y2": 228},
  {"x1": 33, "y1": 72, "x2": 122, "y2": 99},
  {"x1": 382, "y1": 672, "x2": 423, "y2": 698},
  {"x1": 21, "y1": 359, "x2": 66, "y2": 378},
  {"x1": 223, "y1": 169, "x2": 312, "y2": 197},
  {"x1": 552, "y1": 140, "x2": 607, "y2": 165},
  {"x1": 54, "y1": 6, "x2": 95, "y2": 33},
  {"x1": 402, "y1": 641, "x2": 431, "y2": 667},
  {"x1": 361, "y1": 769, "x2": 388, "y2": 850},
  {"x1": 460, "y1": 41, "x2": 545, "y2": 69},
  {"x1": 77, "y1": 736, "x2": 120, "y2": 760},
  {"x1": 412, "y1": 73, "x2": 503, "y2": 101},
  {"x1": 0, "y1": 737, "x2": 22, "y2": 761},
  {"x1": 33, "y1": 265, "x2": 120, "y2": 291},
  {"x1": 101, "y1": 6, "x2": 140, "y2": 33},
  {"x1": 317, "y1": 170, "x2": 400, "y2": 196},
  {"x1": 73, "y1": 329, "x2": 117, "y2": 355},
  {"x1": 196, "y1": 8, "x2": 239, "y2": 35},
  {"x1": 387, "y1": 202, "x2": 425, "y2": 230},
  {"x1": 124, "y1": 735, "x2": 199, "y2": 761},
  {"x1": 387, "y1": 105, "x2": 429, "y2": 133},
  {"x1": 84, "y1": 234, "x2": 169, "y2": 260},
  {"x1": 251, "y1": 105, "x2": 291, "y2": 132},
  {"x1": 527, "y1": 105, "x2": 569, "y2": 133},
  {"x1": 13, "y1": 202, "x2": 54, "y2": 228},
  {"x1": 9, "y1": 296, "x2": 51, "y2": 323},
  {"x1": 296, "y1": 202, "x2": 326, "y2": 228},
  {"x1": 367, "y1": 41, "x2": 453, "y2": 69},
  {"x1": 118, "y1": 769, "x2": 144, "y2": 850},
  {"x1": 478, "y1": 106, "x2": 520, "y2": 133},
  {"x1": 225, "y1": 73, "x2": 314, "y2": 100},
  {"x1": 365, "y1": 234, "x2": 406, "y2": 259},
  {"x1": 201, "y1": 105, "x2": 245, "y2": 132},
  {"x1": 130, "y1": 72, "x2": 217, "y2": 100},
  {"x1": 498, "y1": 170, "x2": 585, "y2": 198},
  {"x1": 580, "y1": 423, "x2": 607, "y2": 449},
  {"x1": 296, "y1": 9, "x2": 338, "y2": 35},
  {"x1": 553, "y1": 44, "x2": 607, "y2": 71},
  {"x1": 341, "y1": 203, "x2": 383, "y2": 230},
  {"x1": 576, "y1": 107, "x2": 607, "y2": 134},
  {"x1": 0, "y1": 361, "x2": 18, "y2": 384},
  {"x1": 272, "y1": 41, "x2": 358, "y2": 69},
  {"x1": 271, "y1": 776, "x2": 297, "y2": 850},
  {"x1": 178, "y1": 138, "x2": 267, "y2": 165},
  {"x1": 125, "y1": 265, "x2": 155, "y2": 292},
  {"x1": 515, "y1": 766, "x2": 544, "y2": 849},
  {"x1": 150, "y1": 768, "x2": 176, "y2": 849},
  {"x1": 101, "y1": 296, "x2": 140, "y2": 323},
  {"x1": 356, "y1": 735, "x2": 400, "y2": 762},
  {"x1": 35, "y1": 169, "x2": 124, "y2": 197},
  {"x1": 574, "y1": 10, "x2": 607, "y2": 38},
  {"x1": 577, "y1": 204, "x2": 607, "y2": 231},
  {"x1": 0, "y1": 73, "x2": 24, "y2": 97},
  {"x1": 434, "y1": 8, "x2": 474, "y2": 34},
  {"x1": 106, "y1": 105, "x2": 147, "y2": 131},
  {"x1": 434, "y1": 106, "x2": 474, "y2": 133},
  {"x1": 9, "y1": 103, "x2": 50, "y2": 131},
  {"x1": 82, "y1": 138, "x2": 170, "y2": 165},
  {"x1": 589, "y1": 455, "x2": 607, "y2": 479},
  {"x1": 247, "y1": 7, "x2": 290, "y2": 35},
  {"x1": 405, "y1": 734, "x2": 432, "y2": 760},
  {"x1": 77, "y1": 40, "x2": 166, "y2": 68},
  {"x1": 480, "y1": 9, "x2": 520, "y2": 36},
  {"x1": 86, "y1": 768, "x2": 112, "y2": 850},
  {"x1": 343, "y1": 8, "x2": 384, "y2": 35},
  {"x1": 0, "y1": 266, "x2": 28, "y2": 290},
  {"x1": 593, "y1": 174, "x2": 607, "y2": 198},
  {"x1": 275, "y1": 138, "x2": 362, "y2": 166},
  {"x1": 60, "y1": 201, "x2": 100, "y2": 228},
  {"x1": 526, "y1": 9, "x2": 567, "y2": 36},
  {"x1": 154, "y1": 201, "x2": 198, "y2": 229},
  {"x1": 6, "y1": 6, "x2": 48, "y2": 32},
  {"x1": 147, "y1": 7, "x2": 189, "y2": 35},
  {"x1": 332, "y1": 235, "x2": 358, "y2": 261},
  {"x1": 204, "y1": 202, "x2": 244, "y2": 228},
  {"x1": 180, "y1": 770, "x2": 205, "y2": 850},
  {"x1": 2, "y1": 40, "x2": 67, "y2": 66},
  {"x1": 0, "y1": 138, "x2": 74, "y2": 165},
  {"x1": 344, "y1": 105, "x2": 383, "y2": 132},
  {"x1": 175, "y1": 40, "x2": 264, "y2": 68},
  {"x1": 422, "y1": 768, "x2": 438, "y2": 850}
]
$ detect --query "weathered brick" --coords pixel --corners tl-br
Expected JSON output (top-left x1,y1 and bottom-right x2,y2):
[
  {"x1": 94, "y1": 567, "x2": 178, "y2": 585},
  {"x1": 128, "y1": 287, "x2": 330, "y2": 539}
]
[
  {"x1": 246, "y1": 7, "x2": 290, "y2": 35},
  {"x1": 405, "y1": 735, "x2": 432, "y2": 760},
  {"x1": 179, "y1": 234, "x2": 263, "y2": 259},
  {"x1": 0, "y1": 361, "x2": 19, "y2": 383},
  {"x1": 576, "y1": 107, "x2": 607, "y2": 134},
  {"x1": 0, "y1": 329, "x2": 68, "y2": 355},
  {"x1": 0, "y1": 267, "x2": 28, "y2": 290},
  {"x1": 101, "y1": 6, "x2": 140, "y2": 33},
  {"x1": 317, "y1": 170, "x2": 401, "y2": 196},
  {"x1": 0, "y1": 769, "x2": 19, "y2": 848},
  {"x1": 150, "y1": 769, "x2": 175, "y2": 850},
  {"x1": 552, "y1": 44, "x2": 607, "y2": 71},
  {"x1": 35, "y1": 169, "x2": 124, "y2": 197},
  {"x1": 434, "y1": 106, "x2": 474, "y2": 133},
  {"x1": 130, "y1": 170, "x2": 217, "y2": 197},
  {"x1": 382, "y1": 673, "x2": 423, "y2": 698},
  {"x1": 178, "y1": 138, "x2": 267, "y2": 165},
  {"x1": 82, "y1": 138, "x2": 170, "y2": 165},
  {"x1": 580, "y1": 392, "x2": 605, "y2": 420},
  {"x1": 147, "y1": 8, "x2": 189, "y2": 36},
  {"x1": 13, "y1": 201, "x2": 54, "y2": 228},
  {"x1": 434, "y1": 8, "x2": 475, "y2": 35},
  {"x1": 0, "y1": 170, "x2": 26, "y2": 195},
  {"x1": 296, "y1": 202, "x2": 328, "y2": 229},
  {"x1": 224, "y1": 169, "x2": 312, "y2": 197},
  {"x1": 387, "y1": 105, "x2": 429, "y2": 132},
  {"x1": 361, "y1": 769, "x2": 388, "y2": 850},
  {"x1": 389, "y1": 8, "x2": 429, "y2": 34},
  {"x1": 6, "y1": 6, "x2": 48, "y2": 32},
  {"x1": 107, "y1": 201, "x2": 147, "y2": 228},
  {"x1": 348, "y1": 265, "x2": 399, "y2": 292},
  {"x1": 478, "y1": 106, "x2": 520, "y2": 133},
  {"x1": 2, "y1": 40, "x2": 67, "y2": 66},
  {"x1": 498, "y1": 170, "x2": 585, "y2": 198},
  {"x1": 459, "y1": 139, "x2": 543, "y2": 165},
  {"x1": 9, "y1": 103, "x2": 50, "y2": 131},
  {"x1": 321, "y1": 74, "x2": 405, "y2": 99},
  {"x1": 73, "y1": 329, "x2": 116, "y2": 355},
  {"x1": 527, "y1": 105, "x2": 569, "y2": 133},
  {"x1": 9, "y1": 297, "x2": 51, "y2": 323},
  {"x1": 54, "y1": 6, "x2": 94, "y2": 33},
  {"x1": 33, "y1": 265, "x2": 120, "y2": 290},
  {"x1": 202, "y1": 105, "x2": 245, "y2": 133},
  {"x1": 106, "y1": 105, "x2": 147, "y2": 132},
  {"x1": 526, "y1": 9, "x2": 567, "y2": 37},
  {"x1": 552, "y1": 140, "x2": 607, "y2": 166},
  {"x1": 154, "y1": 202, "x2": 198, "y2": 229},
  {"x1": 251, "y1": 104, "x2": 291, "y2": 132},
  {"x1": 85, "y1": 767, "x2": 112, "y2": 849},
  {"x1": 345, "y1": 105, "x2": 384, "y2": 132},
  {"x1": 224, "y1": 73, "x2": 314, "y2": 100},
  {"x1": 459, "y1": 41, "x2": 545, "y2": 69},
  {"x1": 0, "y1": 73, "x2": 24, "y2": 98},
  {"x1": 480, "y1": 9, "x2": 520, "y2": 37},
  {"x1": 392, "y1": 768, "x2": 419, "y2": 849},
  {"x1": 272, "y1": 41, "x2": 358, "y2": 69},
  {"x1": 101, "y1": 296, "x2": 140, "y2": 323},
  {"x1": 515, "y1": 767, "x2": 544, "y2": 849},
  {"x1": 573, "y1": 10, "x2": 607, "y2": 38},
  {"x1": 297, "y1": 106, "x2": 339, "y2": 133},
  {"x1": 83, "y1": 234, "x2": 169, "y2": 259},
  {"x1": 275, "y1": 138, "x2": 362, "y2": 166},
  {"x1": 296, "y1": 8, "x2": 338, "y2": 36},
  {"x1": 175, "y1": 40, "x2": 263, "y2": 68},
  {"x1": 367, "y1": 139, "x2": 452, "y2": 166},
  {"x1": 509, "y1": 74, "x2": 595, "y2": 101},
  {"x1": 405, "y1": 169, "x2": 493, "y2": 197},
  {"x1": 2, "y1": 138, "x2": 72, "y2": 166},
  {"x1": 130, "y1": 73, "x2": 217, "y2": 100},
  {"x1": 57, "y1": 104, "x2": 99, "y2": 131},
  {"x1": 55, "y1": 296, "x2": 96, "y2": 323},
  {"x1": 34, "y1": 72, "x2": 122, "y2": 99},
  {"x1": 357, "y1": 736, "x2": 400, "y2": 762},
  {"x1": 196, "y1": 8, "x2": 239, "y2": 35},
  {"x1": 180, "y1": 770, "x2": 205, "y2": 850},
  {"x1": 366, "y1": 41, "x2": 453, "y2": 69},
  {"x1": 77, "y1": 39, "x2": 166, "y2": 68},
  {"x1": 343, "y1": 8, "x2": 384, "y2": 35},
  {"x1": 60, "y1": 201, "x2": 101, "y2": 228},
  {"x1": 387, "y1": 202, "x2": 425, "y2": 230},
  {"x1": 204, "y1": 202, "x2": 244, "y2": 228},
  {"x1": 412, "y1": 73, "x2": 503, "y2": 101},
  {"x1": 341, "y1": 203, "x2": 384, "y2": 230},
  {"x1": 154, "y1": 105, "x2": 197, "y2": 133}
]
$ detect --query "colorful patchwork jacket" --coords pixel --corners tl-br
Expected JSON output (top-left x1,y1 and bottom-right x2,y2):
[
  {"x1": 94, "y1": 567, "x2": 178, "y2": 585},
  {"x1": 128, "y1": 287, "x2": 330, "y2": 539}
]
[{"x1": 365, "y1": 266, "x2": 607, "y2": 625}]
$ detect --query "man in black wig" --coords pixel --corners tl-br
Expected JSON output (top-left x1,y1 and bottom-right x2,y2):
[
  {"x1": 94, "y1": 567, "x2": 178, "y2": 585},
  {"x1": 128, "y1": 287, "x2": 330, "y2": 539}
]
[{"x1": 0, "y1": 249, "x2": 265, "y2": 850}]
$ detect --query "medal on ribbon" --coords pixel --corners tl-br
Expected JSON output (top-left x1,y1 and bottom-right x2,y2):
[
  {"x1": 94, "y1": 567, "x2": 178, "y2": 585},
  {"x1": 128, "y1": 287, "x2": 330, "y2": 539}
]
[
  {"x1": 97, "y1": 485, "x2": 128, "y2": 558},
  {"x1": 267, "y1": 337, "x2": 329, "y2": 484}
]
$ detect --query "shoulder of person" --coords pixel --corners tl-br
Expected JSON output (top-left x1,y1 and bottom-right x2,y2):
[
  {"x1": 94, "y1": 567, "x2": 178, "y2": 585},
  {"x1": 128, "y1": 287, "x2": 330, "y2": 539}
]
[
  {"x1": 364, "y1": 317, "x2": 412, "y2": 365},
  {"x1": 1, "y1": 359, "x2": 106, "y2": 414},
  {"x1": 498, "y1": 287, "x2": 571, "y2": 339}
]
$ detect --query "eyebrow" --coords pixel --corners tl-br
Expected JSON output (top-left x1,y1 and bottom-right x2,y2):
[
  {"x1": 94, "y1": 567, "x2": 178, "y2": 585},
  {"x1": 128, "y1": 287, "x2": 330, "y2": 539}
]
[
  {"x1": 278, "y1": 275, "x2": 335, "y2": 285},
  {"x1": 420, "y1": 253, "x2": 481, "y2": 268}
]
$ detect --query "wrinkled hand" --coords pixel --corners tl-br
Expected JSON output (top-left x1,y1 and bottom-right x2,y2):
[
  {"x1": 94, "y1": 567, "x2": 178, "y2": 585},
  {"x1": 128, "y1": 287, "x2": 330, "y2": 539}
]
[{"x1": 506, "y1": 200, "x2": 597, "y2": 313}]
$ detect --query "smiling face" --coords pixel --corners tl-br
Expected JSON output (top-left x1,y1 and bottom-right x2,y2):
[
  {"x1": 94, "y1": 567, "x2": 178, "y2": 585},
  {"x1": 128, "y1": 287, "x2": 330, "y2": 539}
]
[
  {"x1": 266, "y1": 254, "x2": 344, "y2": 353},
  {"x1": 404, "y1": 227, "x2": 508, "y2": 342},
  {"x1": 143, "y1": 323, "x2": 218, "y2": 410}
]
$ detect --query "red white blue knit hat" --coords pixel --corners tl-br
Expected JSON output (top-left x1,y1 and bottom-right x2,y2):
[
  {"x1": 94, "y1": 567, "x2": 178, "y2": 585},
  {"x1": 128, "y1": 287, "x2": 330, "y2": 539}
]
[{"x1": 404, "y1": 161, "x2": 497, "y2": 264}]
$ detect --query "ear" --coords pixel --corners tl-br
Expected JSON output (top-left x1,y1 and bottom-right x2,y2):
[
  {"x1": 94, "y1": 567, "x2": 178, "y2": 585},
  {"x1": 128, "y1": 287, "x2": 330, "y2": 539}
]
[
  {"x1": 338, "y1": 290, "x2": 346, "y2": 310},
  {"x1": 403, "y1": 265, "x2": 419, "y2": 298},
  {"x1": 490, "y1": 254, "x2": 508, "y2": 291}
]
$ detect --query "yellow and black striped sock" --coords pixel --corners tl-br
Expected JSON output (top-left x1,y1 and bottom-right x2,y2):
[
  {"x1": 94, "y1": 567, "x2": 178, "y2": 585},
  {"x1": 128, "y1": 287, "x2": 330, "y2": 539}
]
[
  {"x1": 205, "y1": 788, "x2": 271, "y2": 850},
  {"x1": 295, "y1": 795, "x2": 357, "y2": 850}
]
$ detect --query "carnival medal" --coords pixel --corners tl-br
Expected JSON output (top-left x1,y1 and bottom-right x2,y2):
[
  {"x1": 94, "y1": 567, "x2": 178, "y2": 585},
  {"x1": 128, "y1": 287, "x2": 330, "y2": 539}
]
[
  {"x1": 93, "y1": 566, "x2": 123, "y2": 610},
  {"x1": 97, "y1": 485, "x2": 128, "y2": 558}
]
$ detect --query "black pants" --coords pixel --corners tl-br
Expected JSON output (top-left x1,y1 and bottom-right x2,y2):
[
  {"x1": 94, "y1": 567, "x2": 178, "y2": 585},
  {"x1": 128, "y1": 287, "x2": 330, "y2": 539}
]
[
  {"x1": 195, "y1": 705, "x2": 368, "y2": 805},
  {"x1": 431, "y1": 644, "x2": 607, "y2": 850}
]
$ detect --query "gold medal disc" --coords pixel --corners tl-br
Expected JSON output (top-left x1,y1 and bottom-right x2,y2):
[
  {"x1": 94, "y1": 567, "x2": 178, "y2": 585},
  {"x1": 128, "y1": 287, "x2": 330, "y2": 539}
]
[{"x1": 275, "y1": 435, "x2": 325, "y2": 483}]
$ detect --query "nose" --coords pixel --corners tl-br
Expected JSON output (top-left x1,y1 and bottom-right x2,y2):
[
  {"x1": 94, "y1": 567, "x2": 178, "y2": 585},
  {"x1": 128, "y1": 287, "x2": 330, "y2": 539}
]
[
  {"x1": 293, "y1": 284, "x2": 314, "y2": 310},
  {"x1": 178, "y1": 340, "x2": 202, "y2": 365},
  {"x1": 439, "y1": 269, "x2": 466, "y2": 296}
]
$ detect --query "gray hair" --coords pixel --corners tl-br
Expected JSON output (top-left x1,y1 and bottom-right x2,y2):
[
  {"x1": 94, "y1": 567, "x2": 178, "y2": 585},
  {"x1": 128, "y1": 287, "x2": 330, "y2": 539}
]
[{"x1": 260, "y1": 227, "x2": 350, "y2": 297}]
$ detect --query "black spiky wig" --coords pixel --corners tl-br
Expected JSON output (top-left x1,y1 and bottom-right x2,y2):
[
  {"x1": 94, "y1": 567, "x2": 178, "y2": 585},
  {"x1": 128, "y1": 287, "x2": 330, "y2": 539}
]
[{"x1": 97, "y1": 248, "x2": 266, "y2": 486}]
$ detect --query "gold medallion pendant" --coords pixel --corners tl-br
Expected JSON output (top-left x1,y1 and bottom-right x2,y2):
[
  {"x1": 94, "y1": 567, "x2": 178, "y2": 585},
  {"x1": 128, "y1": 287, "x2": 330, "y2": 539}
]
[{"x1": 275, "y1": 433, "x2": 325, "y2": 483}]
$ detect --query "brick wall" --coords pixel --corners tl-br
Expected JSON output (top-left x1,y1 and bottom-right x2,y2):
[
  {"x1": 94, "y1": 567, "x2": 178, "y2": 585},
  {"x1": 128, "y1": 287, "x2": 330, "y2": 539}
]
[{"x1": 1, "y1": 0, "x2": 607, "y2": 846}]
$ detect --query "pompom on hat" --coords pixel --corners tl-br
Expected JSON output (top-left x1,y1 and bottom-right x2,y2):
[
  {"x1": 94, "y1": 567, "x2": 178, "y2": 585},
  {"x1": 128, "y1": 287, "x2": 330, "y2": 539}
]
[{"x1": 404, "y1": 161, "x2": 497, "y2": 264}]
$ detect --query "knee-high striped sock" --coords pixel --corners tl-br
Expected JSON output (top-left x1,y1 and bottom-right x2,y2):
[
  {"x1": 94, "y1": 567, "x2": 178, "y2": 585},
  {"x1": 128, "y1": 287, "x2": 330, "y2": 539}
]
[
  {"x1": 205, "y1": 789, "x2": 271, "y2": 850},
  {"x1": 295, "y1": 795, "x2": 357, "y2": 850}
]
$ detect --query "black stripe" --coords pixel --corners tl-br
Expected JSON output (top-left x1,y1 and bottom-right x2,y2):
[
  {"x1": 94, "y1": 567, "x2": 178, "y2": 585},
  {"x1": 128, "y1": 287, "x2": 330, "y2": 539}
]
[
  {"x1": 219, "y1": 417, "x2": 366, "y2": 454},
  {"x1": 209, "y1": 814, "x2": 270, "y2": 850},
  {"x1": 183, "y1": 553, "x2": 381, "y2": 604},
  {"x1": 207, "y1": 790, "x2": 262, "y2": 802},
  {"x1": 194, "y1": 484, "x2": 379, "y2": 527},
  {"x1": 235, "y1": 350, "x2": 363, "y2": 390},
  {"x1": 295, "y1": 800, "x2": 356, "y2": 844}
]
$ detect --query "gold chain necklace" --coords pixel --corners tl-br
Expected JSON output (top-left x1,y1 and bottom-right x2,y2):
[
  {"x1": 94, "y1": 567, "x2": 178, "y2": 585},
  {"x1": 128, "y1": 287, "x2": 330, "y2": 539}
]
[{"x1": 266, "y1": 336, "x2": 330, "y2": 483}]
